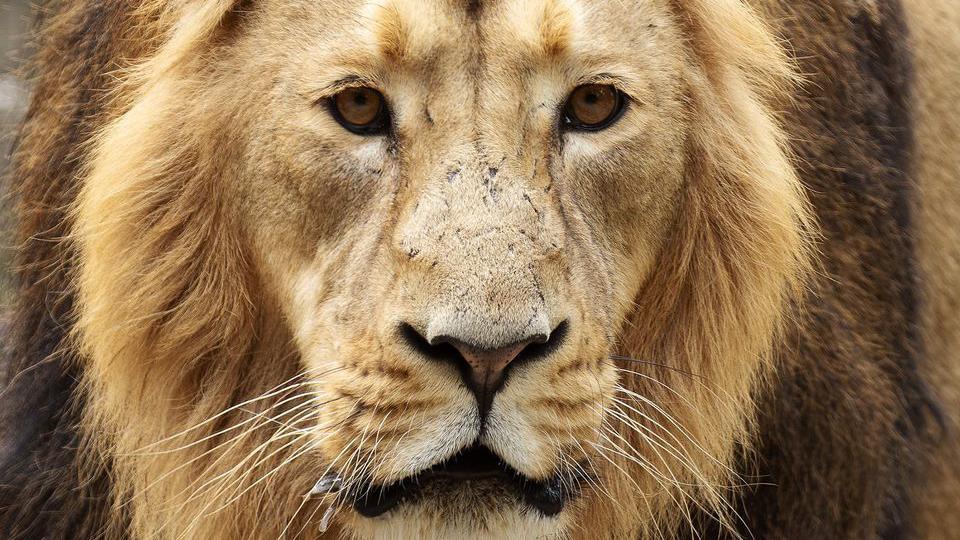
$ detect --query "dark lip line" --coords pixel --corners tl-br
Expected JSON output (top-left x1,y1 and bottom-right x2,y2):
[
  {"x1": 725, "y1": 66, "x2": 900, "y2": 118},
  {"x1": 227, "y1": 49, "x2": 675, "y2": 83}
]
[
  {"x1": 419, "y1": 468, "x2": 512, "y2": 481},
  {"x1": 344, "y1": 444, "x2": 591, "y2": 519},
  {"x1": 354, "y1": 444, "x2": 518, "y2": 498}
]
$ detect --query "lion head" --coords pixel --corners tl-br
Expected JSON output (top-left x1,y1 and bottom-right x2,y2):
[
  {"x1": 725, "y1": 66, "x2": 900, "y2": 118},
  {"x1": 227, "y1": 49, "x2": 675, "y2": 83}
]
[{"x1": 72, "y1": 0, "x2": 811, "y2": 537}]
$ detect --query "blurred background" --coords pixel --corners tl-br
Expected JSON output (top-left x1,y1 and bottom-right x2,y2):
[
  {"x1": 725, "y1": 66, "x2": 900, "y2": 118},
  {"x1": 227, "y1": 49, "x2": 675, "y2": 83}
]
[{"x1": 0, "y1": 0, "x2": 32, "y2": 305}]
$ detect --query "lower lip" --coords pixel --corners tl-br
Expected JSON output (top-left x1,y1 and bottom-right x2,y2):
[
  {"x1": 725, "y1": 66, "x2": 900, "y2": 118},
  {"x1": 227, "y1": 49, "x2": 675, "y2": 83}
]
[
  {"x1": 352, "y1": 481, "x2": 410, "y2": 518},
  {"x1": 349, "y1": 468, "x2": 579, "y2": 518}
]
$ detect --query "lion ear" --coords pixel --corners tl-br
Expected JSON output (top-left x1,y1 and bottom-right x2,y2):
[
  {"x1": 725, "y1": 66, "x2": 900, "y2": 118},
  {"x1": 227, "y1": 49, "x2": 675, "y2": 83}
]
[{"x1": 131, "y1": 0, "x2": 239, "y2": 88}]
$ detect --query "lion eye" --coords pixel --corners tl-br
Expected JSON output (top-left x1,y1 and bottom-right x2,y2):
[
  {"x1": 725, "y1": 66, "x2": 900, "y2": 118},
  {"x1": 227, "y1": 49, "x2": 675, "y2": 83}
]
[
  {"x1": 562, "y1": 84, "x2": 625, "y2": 131},
  {"x1": 330, "y1": 87, "x2": 389, "y2": 135}
]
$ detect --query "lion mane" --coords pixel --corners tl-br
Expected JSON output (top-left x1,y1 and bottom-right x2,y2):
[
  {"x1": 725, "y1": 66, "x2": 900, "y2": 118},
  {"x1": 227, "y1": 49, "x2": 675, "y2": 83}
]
[{"x1": 1, "y1": 0, "x2": 959, "y2": 539}]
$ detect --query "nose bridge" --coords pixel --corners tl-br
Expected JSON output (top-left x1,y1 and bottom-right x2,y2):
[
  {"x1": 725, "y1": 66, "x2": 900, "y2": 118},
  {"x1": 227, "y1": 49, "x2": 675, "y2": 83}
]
[
  {"x1": 448, "y1": 159, "x2": 533, "y2": 231},
  {"x1": 394, "y1": 146, "x2": 566, "y2": 349},
  {"x1": 399, "y1": 145, "x2": 560, "y2": 260}
]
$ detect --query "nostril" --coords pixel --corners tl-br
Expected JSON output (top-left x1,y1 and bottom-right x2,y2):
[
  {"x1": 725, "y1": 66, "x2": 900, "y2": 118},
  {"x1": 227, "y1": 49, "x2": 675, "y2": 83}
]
[
  {"x1": 397, "y1": 323, "x2": 461, "y2": 363},
  {"x1": 398, "y1": 320, "x2": 568, "y2": 367},
  {"x1": 398, "y1": 323, "x2": 481, "y2": 400},
  {"x1": 512, "y1": 319, "x2": 568, "y2": 368}
]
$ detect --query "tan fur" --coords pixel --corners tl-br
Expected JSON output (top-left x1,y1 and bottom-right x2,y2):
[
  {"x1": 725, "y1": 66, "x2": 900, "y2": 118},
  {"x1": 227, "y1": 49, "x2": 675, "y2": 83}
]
[
  {"x1": 906, "y1": 0, "x2": 960, "y2": 537},
  {"x1": 26, "y1": 0, "x2": 950, "y2": 538}
]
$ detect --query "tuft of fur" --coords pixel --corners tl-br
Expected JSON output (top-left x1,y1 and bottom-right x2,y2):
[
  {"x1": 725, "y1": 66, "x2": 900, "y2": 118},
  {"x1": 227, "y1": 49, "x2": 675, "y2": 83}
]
[{"x1": 572, "y1": 1, "x2": 814, "y2": 536}]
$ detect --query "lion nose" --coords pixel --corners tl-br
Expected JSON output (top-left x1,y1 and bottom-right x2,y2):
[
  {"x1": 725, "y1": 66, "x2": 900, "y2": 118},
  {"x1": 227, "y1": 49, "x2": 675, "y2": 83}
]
[{"x1": 399, "y1": 321, "x2": 568, "y2": 417}]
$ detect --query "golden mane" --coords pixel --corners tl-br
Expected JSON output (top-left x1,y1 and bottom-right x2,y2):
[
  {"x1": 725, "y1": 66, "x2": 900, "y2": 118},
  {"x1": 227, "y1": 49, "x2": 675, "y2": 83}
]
[
  {"x1": 7, "y1": 0, "x2": 959, "y2": 535},
  {"x1": 72, "y1": 2, "x2": 303, "y2": 536},
  {"x1": 578, "y1": 1, "x2": 814, "y2": 534},
  {"x1": 69, "y1": 1, "x2": 812, "y2": 538}
]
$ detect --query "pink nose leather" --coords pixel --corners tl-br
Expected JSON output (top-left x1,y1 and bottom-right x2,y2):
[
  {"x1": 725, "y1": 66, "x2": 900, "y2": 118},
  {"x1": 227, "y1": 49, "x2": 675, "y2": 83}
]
[
  {"x1": 404, "y1": 319, "x2": 564, "y2": 417},
  {"x1": 449, "y1": 340, "x2": 532, "y2": 396}
]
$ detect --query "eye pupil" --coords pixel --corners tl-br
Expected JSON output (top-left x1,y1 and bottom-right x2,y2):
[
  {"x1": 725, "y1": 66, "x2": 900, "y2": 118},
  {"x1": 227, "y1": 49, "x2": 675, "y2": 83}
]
[
  {"x1": 563, "y1": 84, "x2": 624, "y2": 131},
  {"x1": 331, "y1": 87, "x2": 389, "y2": 135}
]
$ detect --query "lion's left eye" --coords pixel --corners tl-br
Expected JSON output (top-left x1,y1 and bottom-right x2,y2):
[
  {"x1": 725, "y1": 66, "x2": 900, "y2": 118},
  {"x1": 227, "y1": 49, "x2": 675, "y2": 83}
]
[
  {"x1": 329, "y1": 87, "x2": 390, "y2": 135},
  {"x1": 562, "y1": 84, "x2": 626, "y2": 131}
]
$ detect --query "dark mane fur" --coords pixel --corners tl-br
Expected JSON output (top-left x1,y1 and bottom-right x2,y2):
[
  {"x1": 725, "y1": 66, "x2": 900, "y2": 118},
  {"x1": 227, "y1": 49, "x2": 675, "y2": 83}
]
[
  {"x1": 740, "y1": 2, "x2": 939, "y2": 537},
  {"x1": 0, "y1": 0, "x2": 134, "y2": 536}
]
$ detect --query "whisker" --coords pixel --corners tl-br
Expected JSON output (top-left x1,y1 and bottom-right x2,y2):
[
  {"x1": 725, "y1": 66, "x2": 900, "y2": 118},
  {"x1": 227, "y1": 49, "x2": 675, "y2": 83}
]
[
  {"x1": 607, "y1": 398, "x2": 720, "y2": 487},
  {"x1": 592, "y1": 433, "x2": 697, "y2": 535},
  {"x1": 610, "y1": 355, "x2": 707, "y2": 382},
  {"x1": 167, "y1": 406, "x2": 325, "y2": 531},
  {"x1": 125, "y1": 395, "x2": 329, "y2": 512},
  {"x1": 169, "y1": 401, "x2": 359, "y2": 538},
  {"x1": 601, "y1": 416, "x2": 706, "y2": 540},
  {"x1": 128, "y1": 388, "x2": 325, "y2": 458},
  {"x1": 606, "y1": 398, "x2": 750, "y2": 538},
  {"x1": 131, "y1": 365, "x2": 340, "y2": 454},
  {"x1": 613, "y1": 382, "x2": 745, "y2": 481}
]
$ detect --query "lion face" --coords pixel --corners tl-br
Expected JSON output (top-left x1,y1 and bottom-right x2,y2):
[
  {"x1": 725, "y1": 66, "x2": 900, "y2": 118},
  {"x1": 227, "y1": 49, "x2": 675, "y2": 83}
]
[
  {"x1": 75, "y1": 0, "x2": 808, "y2": 536},
  {"x1": 231, "y1": 0, "x2": 687, "y2": 530}
]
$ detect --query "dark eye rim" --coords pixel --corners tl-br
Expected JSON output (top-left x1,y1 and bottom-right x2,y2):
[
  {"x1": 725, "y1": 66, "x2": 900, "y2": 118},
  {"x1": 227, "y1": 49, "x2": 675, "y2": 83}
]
[
  {"x1": 561, "y1": 85, "x2": 628, "y2": 132},
  {"x1": 326, "y1": 88, "x2": 392, "y2": 136}
]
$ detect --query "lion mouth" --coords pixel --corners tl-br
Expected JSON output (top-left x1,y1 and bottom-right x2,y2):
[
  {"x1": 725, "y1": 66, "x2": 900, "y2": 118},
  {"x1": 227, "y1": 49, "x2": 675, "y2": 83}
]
[{"x1": 346, "y1": 444, "x2": 583, "y2": 518}]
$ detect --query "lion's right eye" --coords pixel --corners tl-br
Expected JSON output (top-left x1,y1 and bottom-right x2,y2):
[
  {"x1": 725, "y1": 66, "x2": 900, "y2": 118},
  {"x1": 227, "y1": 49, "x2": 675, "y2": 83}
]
[
  {"x1": 562, "y1": 84, "x2": 626, "y2": 131},
  {"x1": 329, "y1": 87, "x2": 390, "y2": 135}
]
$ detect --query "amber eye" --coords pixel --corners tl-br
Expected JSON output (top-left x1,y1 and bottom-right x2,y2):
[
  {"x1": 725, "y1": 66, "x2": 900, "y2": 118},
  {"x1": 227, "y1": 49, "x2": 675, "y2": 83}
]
[
  {"x1": 329, "y1": 87, "x2": 389, "y2": 135},
  {"x1": 562, "y1": 84, "x2": 625, "y2": 131}
]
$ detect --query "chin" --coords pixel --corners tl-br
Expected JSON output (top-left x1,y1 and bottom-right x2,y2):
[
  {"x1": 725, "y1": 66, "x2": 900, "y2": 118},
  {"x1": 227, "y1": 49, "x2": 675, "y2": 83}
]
[
  {"x1": 339, "y1": 445, "x2": 580, "y2": 539},
  {"x1": 346, "y1": 489, "x2": 571, "y2": 540}
]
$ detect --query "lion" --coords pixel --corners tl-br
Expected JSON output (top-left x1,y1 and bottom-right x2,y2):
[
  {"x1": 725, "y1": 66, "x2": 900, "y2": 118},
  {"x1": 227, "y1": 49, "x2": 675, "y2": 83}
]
[{"x1": 1, "y1": 0, "x2": 959, "y2": 538}]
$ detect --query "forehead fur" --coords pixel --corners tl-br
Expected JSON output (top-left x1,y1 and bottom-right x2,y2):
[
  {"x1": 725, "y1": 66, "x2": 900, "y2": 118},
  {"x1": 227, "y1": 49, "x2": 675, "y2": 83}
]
[
  {"x1": 361, "y1": 0, "x2": 460, "y2": 62},
  {"x1": 500, "y1": 0, "x2": 579, "y2": 57},
  {"x1": 362, "y1": 0, "x2": 578, "y2": 63}
]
